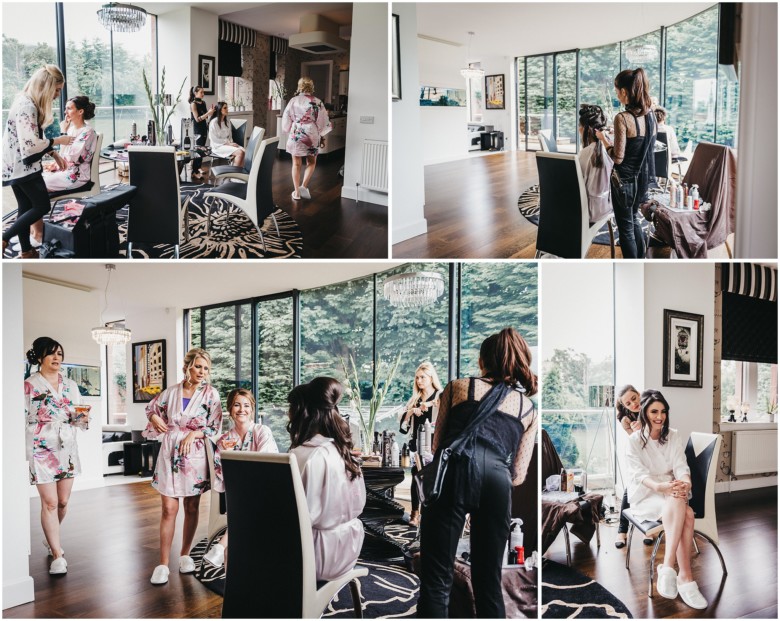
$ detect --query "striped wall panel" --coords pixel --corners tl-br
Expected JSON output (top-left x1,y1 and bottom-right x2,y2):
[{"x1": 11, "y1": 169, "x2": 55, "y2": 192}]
[
  {"x1": 219, "y1": 20, "x2": 256, "y2": 47},
  {"x1": 721, "y1": 262, "x2": 778, "y2": 301}
]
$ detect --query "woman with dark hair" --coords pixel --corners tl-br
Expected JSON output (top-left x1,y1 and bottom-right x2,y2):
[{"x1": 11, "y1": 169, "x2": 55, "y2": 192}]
[
  {"x1": 2, "y1": 65, "x2": 74, "y2": 258},
  {"x1": 596, "y1": 67, "x2": 657, "y2": 259},
  {"x1": 614, "y1": 384, "x2": 643, "y2": 549},
  {"x1": 188, "y1": 86, "x2": 216, "y2": 181},
  {"x1": 208, "y1": 101, "x2": 245, "y2": 168},
  {"x1": 24, "y1": 337, "x2": 90, "y2": 575},
  {"x1": 417, "y1": 327, "x2": 538, "y2": 618},
  {"x1": 625, "y1": 390, "x2": 705, "y2": 609},
  {"x1": 578, "y1": 104, "x2": 614, "y2": 223},
  {"x1": 287, "y1": 377, "x2": 366, "y2": 581},
  {"x1": 43, "y1": 96, "x2": 98, "y2": 193},
  {"x1": 143, "y1": 348, "x2": 223, "y2": 585}
]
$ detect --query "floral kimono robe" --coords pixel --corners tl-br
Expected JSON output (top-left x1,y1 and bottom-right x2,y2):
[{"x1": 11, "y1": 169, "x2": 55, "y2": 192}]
[
  {"x1": 212, "y1": 422, "x2": 279, "y2": 493},
  {"x1": 282, "y1": 94, "x2": 332, "y2": 157},
  {"x1": 25, "y1": 372, "x2": 83, "y2": 485},
  {"x1": 43, "y1": 124, "x2": 97, "y2": 192},
  {"x1": 143, "y1": 382, "x2": 223, "y2": 497}
]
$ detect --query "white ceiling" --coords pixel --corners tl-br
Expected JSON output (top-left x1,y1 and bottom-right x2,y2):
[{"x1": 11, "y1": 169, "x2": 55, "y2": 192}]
[
  {"x1": 19, "y1": 262, "x2": 402, "y2": 320},
  {"x1": 137, "y1": 2, "x2": 353, "y2": 38},
  {"x1": 415, "y1": 2, "x2": 714, "y2": 59}
]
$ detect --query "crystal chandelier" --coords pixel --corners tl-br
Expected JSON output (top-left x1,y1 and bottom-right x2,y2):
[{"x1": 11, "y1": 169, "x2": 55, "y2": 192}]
[
  {"x1": 383, "y1": 272, "x2": 445, "y2": 309},
  {"x1": 624, "y1": 43, "x2": 658, "y2": 66},
  {"x1": 460, "y1": 32, "x2": 485, "y2": 80},
  {"x1": 97, "y1": 3, "x2": 148, "y2": 33},
  {"x1": 92, "y1": 265, "x2": 132, "y2": 346}
]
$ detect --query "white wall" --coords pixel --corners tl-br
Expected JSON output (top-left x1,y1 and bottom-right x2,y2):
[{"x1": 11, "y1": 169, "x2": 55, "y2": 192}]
[
  {"x1": 190, "y1": 7, "x2": 219, "y2": 109},
  {"x1": 478, "y1": 57, "x2": 513, "y2": 142},
  {"x1": 391, "y1": 4, "x2": 427, "y2": 244},
  {"x1": 642, "y1": 264, "x2": 715, "y2": 447},
  {"x1": 421, "y1": 107, "x2": 467, "y2": 164},
  {"x1": 3, "y1": 266, "x2": 34, "y2": 609},
  {"x1": 341, "y1": 3, "x2": 389, "y2": 207},
  {"x1": 735, "y1": 2, "x2": 778, "y2": 258}
]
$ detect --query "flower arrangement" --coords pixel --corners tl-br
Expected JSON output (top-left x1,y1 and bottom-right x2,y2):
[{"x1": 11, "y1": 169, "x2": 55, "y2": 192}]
[
  {"x1": 271, "y1": 78, "x2": 287, "y2": 101},
  {"x1": 340, "y1": 352, "x2": 401, "y2": 452},
  {"x1": 142, "y1": 66, "x2": 186, "y2": 145}
]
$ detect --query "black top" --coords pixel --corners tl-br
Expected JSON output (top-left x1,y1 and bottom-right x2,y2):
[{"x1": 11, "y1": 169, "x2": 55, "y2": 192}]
[
  {"x1": 399, "y1": 389, "x2": 440, "y2": 452},
  {"x1": 440, "y1": 378, "x2": 528, "y2": 479},
  {"x1": 191, "y1": 99, "x2": 208, "y2": 137},
  {"x1": 614, "y1": 111, "x2": 656, "y2": 201}
]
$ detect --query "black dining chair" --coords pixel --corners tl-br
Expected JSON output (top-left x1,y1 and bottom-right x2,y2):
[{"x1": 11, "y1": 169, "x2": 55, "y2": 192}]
[
  {"x1": 654, "y1": 131, "x2": 671, "y2": 190},
  {"x1": 231, "y1": 119, "x2": 248, "y2": 148},
  {"x1": 211, "y1": 126, "x2": 265, "y2": 185}
]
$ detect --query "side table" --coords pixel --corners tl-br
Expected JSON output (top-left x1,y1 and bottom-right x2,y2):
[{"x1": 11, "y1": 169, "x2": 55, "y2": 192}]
[{"x1": 123, "y1": 441, "x2": 161, "y2": 477}]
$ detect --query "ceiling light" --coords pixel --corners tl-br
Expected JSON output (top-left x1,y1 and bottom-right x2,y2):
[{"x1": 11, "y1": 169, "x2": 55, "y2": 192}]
[
  {"x1": 92, "y1": 265, "x2": 132, "y2": 346},
  {"x1": 383, "y1": 272, "x2": 445, "y2": 309},
  {"x1": 624, "y1": 43, "x2": 658, "y2": 66},
  {"x1": 460, "y1": 32, "x2": 484, "y2": 80},
  {"x1": 97, "y1": 3, "x2": 147, "y2": 33}
]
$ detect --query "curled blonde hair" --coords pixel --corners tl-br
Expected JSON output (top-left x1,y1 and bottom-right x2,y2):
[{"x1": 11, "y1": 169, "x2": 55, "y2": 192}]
[
  {"x1": 297, "y1": 77, "x2": 315, "y2": 95},
  {"x1": 182, "y1": 348, "x2": 212, "y2": 382},
  {"x1": 405, "y1": 361, "x2": 443, "y2": 410},
  {"x1": 23, "y1": 65, "x2": 64, "y2": 129}
]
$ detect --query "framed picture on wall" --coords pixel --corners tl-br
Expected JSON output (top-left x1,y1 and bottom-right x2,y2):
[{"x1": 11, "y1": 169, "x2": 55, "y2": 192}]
[
  {"x1": 485, "y1": 74, "x2": 505, "y2": 109},
  {"x1": 198, "y1": 55, "x2": 216, "y2": 95},
  {"x1": 392, "y1": 14, "x2": 402, "y2": 100},
  {"x1": 62, "y1": 363, "x2": 101, "y2": 397},
  {"x1": 132, "y1": 340, "x2": 167, "y2": 403},
  {"x1": 663, "y1": 309, "x2": 704, "y2": 388}
]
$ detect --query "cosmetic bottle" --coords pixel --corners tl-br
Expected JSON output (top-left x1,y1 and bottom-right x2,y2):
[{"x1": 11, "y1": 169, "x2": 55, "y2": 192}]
[{"x1": 391, "y1": 434, "x2": 399, "y2": 468}]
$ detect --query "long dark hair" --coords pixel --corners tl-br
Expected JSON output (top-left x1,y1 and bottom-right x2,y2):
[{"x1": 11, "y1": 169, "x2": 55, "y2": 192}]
[
  {"x1": 614, "y1": 68, "x2": 652, "y2": 116},
  {"x1": 216, "y1": 101, "x2": 228, "y2": 128},
  {"x1": 479, "y1": 327, "x2": 538, "y2": 395},
  {"x1": 26, "y1": 337, "x2": 64, "y2": 378},
  {"x1": 68, "y1": 95, "x2": 96, "y2": 120},
  {"x1": 638, "y1": 389, "x2": 670, "y2": 448},
  {"x1": 579, "y1": 104, "x2": 606, "y2": 168},
  {"x1": 616, "y1": 384, "x2": 640, "y2": 423},
  {"x1": 188, "y1": 86, "x2": 204, "y2": 104},
  {"x1": 287, "y1": 377, "x2": 362, "y2": 481}
]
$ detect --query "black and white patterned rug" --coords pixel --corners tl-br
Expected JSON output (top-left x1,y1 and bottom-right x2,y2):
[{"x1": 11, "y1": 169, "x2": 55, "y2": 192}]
[
  {"x1": 2, "y1": 183, "x2": 302, "y2": 259},
  {"x1": 193, "y1": 522, "x2": 420, "y2": 618},
  {"x1": 542, "y1": 560, "x2": 633, "y2": 619},
  {"x1": 517, "y1": 185, "x2": 653, "y2": 247}
]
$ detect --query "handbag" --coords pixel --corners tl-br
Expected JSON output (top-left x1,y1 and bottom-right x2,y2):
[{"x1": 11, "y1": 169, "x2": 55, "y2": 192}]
[{"x1": 414, "y1": 381, "x2": 517, "y2": 508}]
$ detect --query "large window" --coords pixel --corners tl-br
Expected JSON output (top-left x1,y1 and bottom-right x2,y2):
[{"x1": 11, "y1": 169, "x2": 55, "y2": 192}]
[
  {"x1": 720, "y1": 360, "x2": 778, "y2": 421},
  {"x1": 517, "y1": 5, "x2": 736, "y2": 152}
]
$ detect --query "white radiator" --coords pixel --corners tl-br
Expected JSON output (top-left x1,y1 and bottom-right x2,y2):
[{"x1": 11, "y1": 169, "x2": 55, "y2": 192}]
[
  {"x1": 360, "y1": 139, "x2": 388, "y2": 193},
  {"x1": 732, "y1": 430, "x2": 778, "y2": 475}
]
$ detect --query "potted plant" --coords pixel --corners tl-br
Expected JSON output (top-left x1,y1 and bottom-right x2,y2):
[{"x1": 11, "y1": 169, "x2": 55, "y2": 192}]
[
  {"x1": 340, "y1": 352, "x2": 401, "y2": 453},
  {"x1": 142, "y1": 67, "x2": 186, "y2": 146},
  {"x1": 270, "y1": 78, "x2": 287, "y2": 111},
  {"x1": 766, "y1": 396, "x2": 777, "y2": 423}
]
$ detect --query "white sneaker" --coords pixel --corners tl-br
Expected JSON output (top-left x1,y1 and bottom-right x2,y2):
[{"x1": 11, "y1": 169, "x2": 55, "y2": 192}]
[
  {"x1": 150, "y1": 564, "x2": 170, "y2": 585},
  {"x1": 203, "y1": 543, "x2": 225, "y2": 568},
  {"x1": 179, "y1": 555, "x2": 196, "y2": 574},
  {"x1": 299, "y1": 186, "x2": 311, "y2": 199},
  {"x1": 49, "y1": 557, "x2": 67, "y2": 575},
  {"x1": 43, "y1": 540, "x2": 64, "y2": 557}
]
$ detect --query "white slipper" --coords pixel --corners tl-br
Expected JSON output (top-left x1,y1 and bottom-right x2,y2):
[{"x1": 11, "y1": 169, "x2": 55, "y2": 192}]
[
  {"x1": 49, "y1": 557, "x2": 67, "y2": 575},
  {"x1": 203, "y1": 543, "x2": 225, "y2": 568},
  {"x1": 299, "y1": 186, "x2": 311, "y2": 199},
  {"x1": 656, "y1": 564, "x2": 678, "y2": 599},
  {"x1": 30, "y1": 235, "x2": 43, "y2": 248},
  {"x1": 678, "y1": 579, "x2": 707, "y2": 609},
  {"x1": 150, "y1": 564, "x2": 170, "y2": 584},
  {"x1": 179, "y1": 555, "x2": 196, "y2": 574},
  {"x1": 291, "y1": 191, "x2": 301, "y2": 201}
]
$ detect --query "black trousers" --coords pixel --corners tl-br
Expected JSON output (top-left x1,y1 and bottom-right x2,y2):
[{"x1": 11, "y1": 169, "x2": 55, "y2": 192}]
[
  {"x1": 4, "y1": 175, "x2": 50, "y2": 252},
  {"x1": 417, "y1": 444, "x2": 511, "y2": 618},
  {"x1": 618, "y1": 489, "x2": 630, "y2": 534},
  {"x1": 613, "y1": 182, "x2": 646, "y2": 259},
  {"x1": 191, "y1": 132, "x2": 207, "y2": 174},
  {"x1": 411, "y1": 462, "x2": 420, "y2": 512}
]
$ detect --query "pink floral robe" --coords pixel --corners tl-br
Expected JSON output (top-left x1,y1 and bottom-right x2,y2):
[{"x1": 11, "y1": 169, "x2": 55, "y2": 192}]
[
  {"x1": 25, "y1": 372, "x2": 84, "y2": 485},
  {"x1": 291, "y1": 435, "x2": 366, "y2": 580},
  {"x1": 43, "y1": 124, "x2": 97, "y2": 192},
  {"x1": 212, "y1": 422, "x2": 279, "y2": 493},
  {"x1": 282, "y1": 94, "x2": 332, "y2": 157},
  {"x1": 142, "y1": 382, "x2": 223, "y2": 497}
]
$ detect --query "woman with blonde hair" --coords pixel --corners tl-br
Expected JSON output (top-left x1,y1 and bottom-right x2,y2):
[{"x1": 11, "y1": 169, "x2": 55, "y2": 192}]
[
  {"x1": 281, "y1": 76, "x2": 332, "y2": 201},
  {"x1": 399, "y1": 361, "x2": 443, "y2": 525},
  {"x1": 2, "y1": 65, "x2": 74, "y2": 258},
  {"x1": 143, "y1": 348, "x2": 223, "y2": 585}
]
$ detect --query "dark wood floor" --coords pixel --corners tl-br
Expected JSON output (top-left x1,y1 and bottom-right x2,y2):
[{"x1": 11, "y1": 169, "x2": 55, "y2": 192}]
[
  {"x1": 4, "y1": 481, "x2": 224, "y2": 618},
  {"x1": 544, "y1": 487, "x2": 778, "y2": 619}
]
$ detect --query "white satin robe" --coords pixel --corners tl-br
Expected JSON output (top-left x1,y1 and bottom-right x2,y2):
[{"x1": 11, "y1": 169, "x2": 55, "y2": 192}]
[{"x1": 291, "y1": 435, "x2": 366, "y2": 581}]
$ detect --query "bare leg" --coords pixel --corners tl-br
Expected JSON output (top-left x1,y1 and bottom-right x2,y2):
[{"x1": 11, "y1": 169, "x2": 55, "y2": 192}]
[
  {"x1": 31, "y1": 219, "x2": 44, "y2": 243},
  {"x1": 38, "y1": 483, "x2": 64, "y2": 560},
  {"x1": 218, "y1": 531, "x2": 229, "y2": 548},
  {"x1": 661, "y1": 494, "x2": 688, "y2": 569},
  {"x1": 301, "y1": 155, "x2": 317, "y2": 189},
  {"x1": 160, "y1": 495, "x2": 180, "y2": 566},
  {"x1": 233, "y1": 148, "x2": 245, "y2": 168},
  {"x1": 181, "y1": 495, "x2": 201, "y2": 556},
  {"x1": 291, "y1": 156, "x2": 302, "y2": 197},
  {"x1": 56, "y1": 477, "x2": 75, "y2": 524},
  {"x1": 676, "y1": 506, "x2": 696, "y2": 583}
]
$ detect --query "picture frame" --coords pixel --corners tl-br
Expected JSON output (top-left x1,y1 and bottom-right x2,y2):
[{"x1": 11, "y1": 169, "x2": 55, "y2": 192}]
[
  {"x1": 62, "y1": 363, "x2": 101, "y2": 397},
  {"x1": 485, "y1": 74, "x2": 505, "y2": 109},
  {"x1": 663, "y1": 309, "x2": 704, "y2": 388},
  {"x1": 198, "y1": 55, "x2": 215, "y2": 95},
  {"x1": 132, "y1": 340, "x2": 167, "y2": 403},
  {"x1": 392, "y1": 14, "x2": 402, "y2": 101}
]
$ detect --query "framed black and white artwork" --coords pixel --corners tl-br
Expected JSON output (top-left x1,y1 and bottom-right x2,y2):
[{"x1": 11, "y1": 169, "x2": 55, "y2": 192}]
[{"x1": 663, "y1": 309, "x2": 704, "y2": 388}]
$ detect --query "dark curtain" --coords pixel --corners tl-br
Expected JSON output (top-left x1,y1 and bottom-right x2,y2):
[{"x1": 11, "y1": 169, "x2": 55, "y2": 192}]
[
  {"x1": 218, "y1": 40, "x2": 242, "y2": 77},
  {"x1": 722, "y1": 291, "x2": 778, "y2": 363}
]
